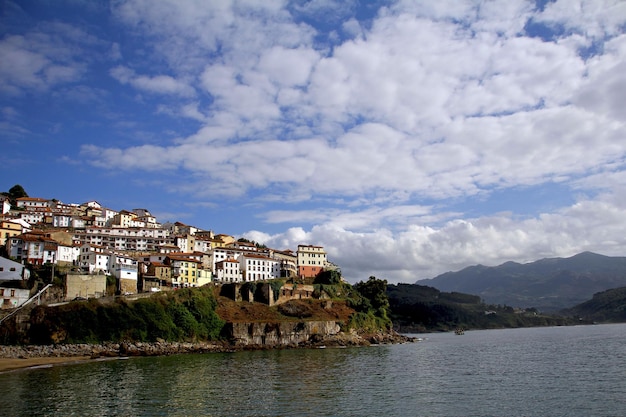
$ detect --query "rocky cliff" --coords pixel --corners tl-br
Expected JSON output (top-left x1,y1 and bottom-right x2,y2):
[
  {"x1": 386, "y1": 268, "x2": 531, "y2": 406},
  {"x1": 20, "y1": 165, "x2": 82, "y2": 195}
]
[{"x1": 225, "y1": 320, "x2": 342, "y2": 346}]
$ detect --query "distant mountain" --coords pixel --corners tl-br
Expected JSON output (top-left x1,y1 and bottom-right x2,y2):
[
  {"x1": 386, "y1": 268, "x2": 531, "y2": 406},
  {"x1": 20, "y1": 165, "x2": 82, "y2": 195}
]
[
  {"x1": 417, "y1": 252, "x2": 626, "y2": 312},
  {"x1": 561, "y1": 287, "x2": 626, "y2": 323}
]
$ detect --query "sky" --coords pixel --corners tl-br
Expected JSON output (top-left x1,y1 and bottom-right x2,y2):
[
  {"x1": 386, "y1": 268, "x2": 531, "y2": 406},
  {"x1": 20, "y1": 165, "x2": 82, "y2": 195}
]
[{"x1": 2, "y1": 0, "x2": 626, "y2": 284}]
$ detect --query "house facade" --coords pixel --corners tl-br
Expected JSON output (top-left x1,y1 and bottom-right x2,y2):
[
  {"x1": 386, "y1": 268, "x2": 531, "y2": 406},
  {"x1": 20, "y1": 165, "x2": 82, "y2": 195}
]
[
  {"x1": 215, "y1": 258, "x2": 241, "y2": 283},
  {"x1": 0, "y1": 197, "x2": 10, "y2": 214},
  {"x1": 0, "y1": 287, "x2": 30, "y2": 309},
  {"x1": 0, "y1": 220, "x2": 22, "y2": 246},
  {"x1": 7, "y1": 233, "x2": 58, "y2": 265},
  {"x1": 297, "y1": 244, "x2": 327, "y2": 278},
  {"x1": 240, "y1": 253, "x2": 280, "y2": 282},
  {"x1": 0, "y1": 256, "x2": 30, "y2": 281},
  {"x1": 16, "y1": 197, "x2": 51, "y2": 210},
  {"x1": 167, "y1": 255, "x2": 201, "y2": 288}
]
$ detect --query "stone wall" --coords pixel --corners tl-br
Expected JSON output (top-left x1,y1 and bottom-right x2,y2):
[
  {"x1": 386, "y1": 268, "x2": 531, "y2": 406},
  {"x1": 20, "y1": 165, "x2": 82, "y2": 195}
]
[
  {"x1": 220, "y1": 282, "x2": 321, "y2": 306},
  {"x1": 119, "y1": 278, "x2": 137, "y2": 295},
  {"x1": 65, "y1": 274, "x2": 106, "y2": 300},
  {"x1": 274, "y1": 283, "x2": 317, "y2": 306}
]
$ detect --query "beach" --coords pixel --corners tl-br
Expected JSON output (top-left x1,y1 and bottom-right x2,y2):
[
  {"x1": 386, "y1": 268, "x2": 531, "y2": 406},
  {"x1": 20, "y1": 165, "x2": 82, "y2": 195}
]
[{"x1": 0, "y1": 356, "x2": 93, "y2": 373}]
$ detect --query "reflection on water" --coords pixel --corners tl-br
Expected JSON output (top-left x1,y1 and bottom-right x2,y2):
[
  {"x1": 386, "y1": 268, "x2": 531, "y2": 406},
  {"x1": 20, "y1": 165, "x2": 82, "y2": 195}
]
[{"x1": 1, "y1": 323, "x2": 626, "y2": 416}]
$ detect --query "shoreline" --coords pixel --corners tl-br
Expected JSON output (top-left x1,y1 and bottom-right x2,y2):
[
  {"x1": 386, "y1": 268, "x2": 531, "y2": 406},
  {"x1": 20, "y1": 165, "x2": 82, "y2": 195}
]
[
  {"x1": 0, "y1": 356, "x2": 93, "y2": 373},
  {"x1": 0, "y1": 332, "x2": 416, "y2": 373}
]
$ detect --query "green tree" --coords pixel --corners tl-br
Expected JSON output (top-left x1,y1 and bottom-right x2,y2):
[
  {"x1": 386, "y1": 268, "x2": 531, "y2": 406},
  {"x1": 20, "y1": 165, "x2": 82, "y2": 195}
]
[
  {"x1": 354, "y1": 276, "x2": 390, "y2": 316},
  {"x1": 351, "y1": 276, "x2": 392, "y2": 331},
  {"x1": 3, "y1": 184, "x2": 28, "y2": 208},
  {"x1": 9, "y1": 184, "x2": 28, "y2": 198},
  {"x1": 314, "y1": 269, "x2": 342, "y2": 285}
]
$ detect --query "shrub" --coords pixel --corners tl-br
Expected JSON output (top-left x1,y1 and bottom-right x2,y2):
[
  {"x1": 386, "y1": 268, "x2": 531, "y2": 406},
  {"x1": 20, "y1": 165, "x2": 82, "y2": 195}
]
[{"x1": 24, "y1": 286, "x2": 225, "y2": 344}]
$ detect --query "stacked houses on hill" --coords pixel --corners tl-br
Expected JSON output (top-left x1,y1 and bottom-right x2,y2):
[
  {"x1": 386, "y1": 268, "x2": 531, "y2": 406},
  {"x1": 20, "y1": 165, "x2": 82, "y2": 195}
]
[{"x1": 1, "y1": 196, "x2": 334, "y2": 299}]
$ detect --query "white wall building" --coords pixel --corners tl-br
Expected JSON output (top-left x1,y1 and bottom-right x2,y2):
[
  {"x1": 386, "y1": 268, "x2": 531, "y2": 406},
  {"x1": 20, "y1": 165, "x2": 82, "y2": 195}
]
[
  {"x1": 210, "y1": 247, "x2": 244, "y2": 273},
  {"x1": 79, "y1": 244, "x2": 111, "y2": 274},
  {"x1": 0, "y1": 256, "x2": 30, "y2": 281},
  {"x1": 0, "y1": 287, "x2": 30, "y2": 309},
  {"x1": 57, "y1": 244, "x2": 80, "y2": 265},
  {"x1": 1, "y1": 197, "x2": 10, "y2": 214},
  {"x1": 16, "y1": 197, "x2": 51, "y2": 210},
  {"x1": 215, "y1": 258, "x2": 241, "y2": 283},
  {"x1": 240, "y1": 254, "x2": 280, "y2": 282}
]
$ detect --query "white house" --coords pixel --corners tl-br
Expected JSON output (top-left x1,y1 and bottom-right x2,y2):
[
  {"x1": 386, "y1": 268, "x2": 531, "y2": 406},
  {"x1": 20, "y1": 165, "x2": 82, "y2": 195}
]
[
  {"x1": 109, "y1": 253, "x2": 138, "y2": 280},
  {"x1": 240, "y1": 253, "x2": 280, "y2": 282},
  {"x1": 215, "y1": 258, "x2": 241, "y2": 283},
  {"x1": 210, "y1": 247, "x2": 244, "y2": 273},
  {"x1": 0, "y1": 287, "x2": 30, "y2": 309},
  {"x1": 52, "y1": 213, "x2": 73, "y2": 228},
  {"x1": 109, "y1": 252, "x2": 138, "y2": 293},
  {"x1": 82, "y1": 200, "x2": 102, "y2": 209},
  {"x1": 79, "y1": 244, "x2": 111, "y2": 274},
  {"x1": 0, "y1": 196, "x2": 10, "y2": 214},
  {"x1": 19, "y1": 211, "x2": 46, "y2": 225},
  {"x1": 0, "y1": 256, "x2": 30, "y2": 281},
  {"x1": 7, "y1": 233, "x2": 57, "y2": 265},
  {"x1": 56, "y1": 244, "x2": 80, "y2": 265},
  {"x1": 16, "y1": 197, "x2": 51, "y2": 210},
  {"x1": 132, "y1": 208, "x2": 159, "y2": 228}
]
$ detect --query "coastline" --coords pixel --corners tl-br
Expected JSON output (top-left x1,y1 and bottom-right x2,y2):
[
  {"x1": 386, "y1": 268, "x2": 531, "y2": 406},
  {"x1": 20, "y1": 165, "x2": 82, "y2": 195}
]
[
  {"x1": 0, "y1": 356, "x2": 93, "y2": 373},
  {"x1": 0, "y1": 332, "x2": 416, "y2": 373}
]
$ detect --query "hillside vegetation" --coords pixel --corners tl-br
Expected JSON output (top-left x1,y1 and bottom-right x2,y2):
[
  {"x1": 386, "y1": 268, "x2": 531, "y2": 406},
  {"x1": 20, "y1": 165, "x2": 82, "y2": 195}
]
[
  {"x1": 387, "y1": 283, "x2": 575, "y2": 332},
  {"x1": 561, "y1": 286, "x2": 626, "y2": 323},
  {"x1": 24, "y1": 286, "x2": 225, "y2": 345},
  {"x1": 0, "y1": 276, "x2": 393, "y2": 345}
]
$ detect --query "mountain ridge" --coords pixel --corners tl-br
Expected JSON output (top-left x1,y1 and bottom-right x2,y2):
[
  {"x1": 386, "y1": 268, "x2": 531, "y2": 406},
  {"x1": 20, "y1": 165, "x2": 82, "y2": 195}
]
[{"x1": 417, "y1": 252, "x2": 626, "y2": 312}]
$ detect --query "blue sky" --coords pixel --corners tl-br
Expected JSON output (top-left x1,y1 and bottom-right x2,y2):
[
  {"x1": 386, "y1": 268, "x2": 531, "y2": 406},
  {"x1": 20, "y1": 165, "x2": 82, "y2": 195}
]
[{"x1": 2, "y1": 0, "x2": 626, "y2": 284}]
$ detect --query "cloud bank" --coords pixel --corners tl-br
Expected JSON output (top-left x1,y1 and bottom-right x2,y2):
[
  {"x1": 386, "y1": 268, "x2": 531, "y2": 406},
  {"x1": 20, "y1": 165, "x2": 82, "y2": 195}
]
[{"x1": 3, "y1": 0, "x2": 626, "y2": 282}]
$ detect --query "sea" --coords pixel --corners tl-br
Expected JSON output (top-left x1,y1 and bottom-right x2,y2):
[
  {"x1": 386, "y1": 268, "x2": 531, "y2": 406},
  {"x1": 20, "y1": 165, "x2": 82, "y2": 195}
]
[{"x1": 1, "y1": 323, "x2": 625, "y2": 417}]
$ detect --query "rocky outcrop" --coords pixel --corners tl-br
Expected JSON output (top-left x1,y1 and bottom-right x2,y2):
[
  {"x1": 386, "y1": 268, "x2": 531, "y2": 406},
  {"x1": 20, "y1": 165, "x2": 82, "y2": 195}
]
[
  {"x1": 225, "y1": 320, "x2": 342, "y2": 346},
  {"x1": 224, "y1": 320, "x2": 417, "y2": 349}
]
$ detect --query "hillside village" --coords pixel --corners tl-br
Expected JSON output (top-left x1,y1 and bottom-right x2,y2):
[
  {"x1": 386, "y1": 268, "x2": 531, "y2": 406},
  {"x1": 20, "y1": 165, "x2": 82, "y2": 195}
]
[{"x1": 0, "y1": 192, "x2": 337, "y2": 307}]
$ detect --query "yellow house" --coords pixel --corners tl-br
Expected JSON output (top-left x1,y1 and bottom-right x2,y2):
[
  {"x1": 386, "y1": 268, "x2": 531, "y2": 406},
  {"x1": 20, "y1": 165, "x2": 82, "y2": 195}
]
[
  {"x1": 0, "y1": 220, "x2": 22, "y2": 246},
  {"x1": 111, "y1": 210, "x2": 137, "y2": 228},
  {"x1": 166, "y1": 255, "x2": 201, "y2": 288}
]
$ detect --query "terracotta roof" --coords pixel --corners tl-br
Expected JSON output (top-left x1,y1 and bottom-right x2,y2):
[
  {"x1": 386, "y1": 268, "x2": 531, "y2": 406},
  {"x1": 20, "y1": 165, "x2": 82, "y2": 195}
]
[
  {"x1": 17, "y1": 197, "x2": 50, "y2": 202},
  {"x1": 242, "y1": 253, "x2": 274, "y2": 261}
]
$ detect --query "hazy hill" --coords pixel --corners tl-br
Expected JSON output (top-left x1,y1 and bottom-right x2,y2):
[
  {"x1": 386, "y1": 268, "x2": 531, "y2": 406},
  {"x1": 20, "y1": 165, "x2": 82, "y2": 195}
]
[
  {"x1": 416, "y1": 252, "x2": 626, "y2": 312},
  {"x1": 561, "y1": 286, "x2": 626, "y2": 323}
]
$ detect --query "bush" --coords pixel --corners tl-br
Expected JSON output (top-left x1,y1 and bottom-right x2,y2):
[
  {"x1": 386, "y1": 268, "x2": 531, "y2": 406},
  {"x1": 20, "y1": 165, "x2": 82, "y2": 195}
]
[{"x1": 25, "y1": 287, "x2": 225, "y2": 344}]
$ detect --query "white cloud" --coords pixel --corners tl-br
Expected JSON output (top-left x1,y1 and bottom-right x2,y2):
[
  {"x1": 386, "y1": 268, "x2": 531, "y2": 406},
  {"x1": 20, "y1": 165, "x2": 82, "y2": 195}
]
[
  {"x1": 0, "y1": 34, "x2": 81, "y2": 94},
  {"x1": 110, "y1": 66, "x2": 195, "y2": 97},
  {"x1": 257, "y1": 46, "x2": 319, "y2": 87},
  {"x1": 536, "y1": 0, "x2": 626, "y2": 39},
  {"x1": 246, "y1": 197, "x2": 626, "y2": 283},
  {"x1": 76, "y1": 1, "x2": 626, "y2": 282},
  {"x1": 0, "y1": 20, "x2": 103, "y2": 95}
]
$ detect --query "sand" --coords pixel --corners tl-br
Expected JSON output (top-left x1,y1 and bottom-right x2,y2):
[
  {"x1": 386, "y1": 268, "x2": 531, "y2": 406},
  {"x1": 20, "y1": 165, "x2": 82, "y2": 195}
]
[{"x1": 0, "y1": 356, "x2": 92, "y2": 373}]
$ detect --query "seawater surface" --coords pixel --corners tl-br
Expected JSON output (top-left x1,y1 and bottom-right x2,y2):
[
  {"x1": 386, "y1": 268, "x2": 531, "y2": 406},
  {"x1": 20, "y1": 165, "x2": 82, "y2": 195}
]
[{"x1": 1, "y1": 323, "x2": 625, "y2": 416}]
